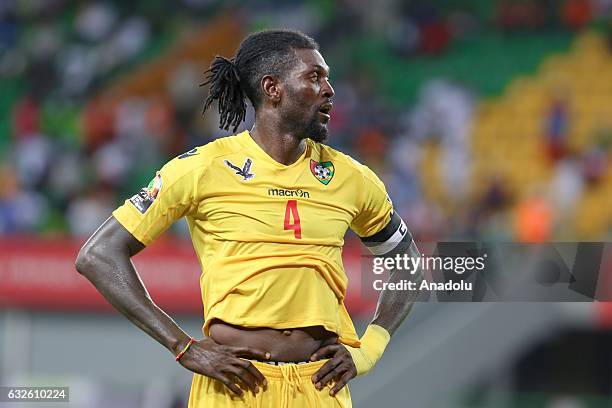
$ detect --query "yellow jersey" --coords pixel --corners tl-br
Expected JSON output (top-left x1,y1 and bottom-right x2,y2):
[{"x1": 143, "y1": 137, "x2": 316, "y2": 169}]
[{"x1": 113, "y1": 130, "x2": 393, "y2": 346}]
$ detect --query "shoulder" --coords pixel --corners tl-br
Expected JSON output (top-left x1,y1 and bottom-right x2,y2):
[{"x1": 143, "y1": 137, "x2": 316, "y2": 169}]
[
  {"x1": 309, "y1": 139, "x2": 380, "y2": 183},
  {"x1": 162, "y1": 132, "x2": 246, "y2": 178},
  {"x1": 190, "y1": 132, "x2": 246, "y2": 161},
  {"x1": 201, "y1": 132, "x2": 247, "y2": 158}
]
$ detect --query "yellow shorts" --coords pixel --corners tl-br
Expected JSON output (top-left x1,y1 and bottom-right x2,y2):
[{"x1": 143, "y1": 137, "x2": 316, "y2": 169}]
[{"x1": 188, "y1": 360, "x2": 352, "y2": 408}]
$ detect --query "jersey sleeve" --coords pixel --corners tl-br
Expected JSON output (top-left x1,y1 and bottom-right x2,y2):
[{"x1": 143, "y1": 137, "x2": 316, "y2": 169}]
[
  {"x1": 112, "y1": 151, "x2": 206, "y2": 246},
  {"x1": 350, "y1": 165, "x2": 394, "y2": 238},
  {"x1": 350, "y1": 165, "x2": 412, "y2": 256}
]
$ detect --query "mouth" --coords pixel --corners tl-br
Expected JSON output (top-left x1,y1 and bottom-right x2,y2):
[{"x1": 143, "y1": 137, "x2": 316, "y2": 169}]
[{"x1": 318, "y1": 102, "x2": 333, "y2": 121}]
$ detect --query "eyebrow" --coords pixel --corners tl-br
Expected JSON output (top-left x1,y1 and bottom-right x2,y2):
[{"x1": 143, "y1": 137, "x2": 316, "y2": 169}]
[{"x1": 311, "y1": 64, "x2": 330, "y2": 75}]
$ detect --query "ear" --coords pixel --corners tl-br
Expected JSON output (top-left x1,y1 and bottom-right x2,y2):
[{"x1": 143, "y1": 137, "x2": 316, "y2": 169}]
[{"x1": 261, "y1": 75, "x2": 282, "y2": 104}]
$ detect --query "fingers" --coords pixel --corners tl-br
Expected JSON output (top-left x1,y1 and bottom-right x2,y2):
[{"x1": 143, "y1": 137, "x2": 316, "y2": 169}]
[
  {"x1": 316, "y1": 362, "x2": 346, "y2": 389},
  {"x1": 225, "y1": 364, "x2": 259, "y2": 393},
  {"x1": 216, "y1": 361, "x2": 263, "y2": 396},
  {"x1": 236, "y1": 359, "x2": 267, "y2": 387},
  {"x1": 312, "y1": 357, "x2": 342, "y2": 388},
  {"x1": 310, "y1": 344, "x2": 339, "y2": 362},
  {"x1": 215, "y1": 374, "x2": 243, "y2": 396},
  {"x1": 182, "y1": 339, "x2": 270, "y2": 397},
  {"x1": 310, "y1": 344, "x2": 356, "y2": 394},
  {"x1": 330, "y1": 371, "x2": 355, "y2": 396},
  {"x1": 228, "y1": 345, "x2": 271, "y2": 361}
]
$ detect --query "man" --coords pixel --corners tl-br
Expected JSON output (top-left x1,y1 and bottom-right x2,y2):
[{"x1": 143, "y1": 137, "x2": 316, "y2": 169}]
[{"x1": 76, "y1": 29, "x2": 421, "y2": 407}]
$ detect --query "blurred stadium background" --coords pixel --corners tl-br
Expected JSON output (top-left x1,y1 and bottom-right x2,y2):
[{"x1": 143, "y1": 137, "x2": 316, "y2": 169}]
[{"x1": 0, "y1": 0, "x2": 611, "y2": 407}]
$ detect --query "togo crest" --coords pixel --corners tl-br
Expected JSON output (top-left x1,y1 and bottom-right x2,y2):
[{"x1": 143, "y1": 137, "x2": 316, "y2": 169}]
[{"x1": 310, "y1": 160, "x2": 335, "y2": 185}]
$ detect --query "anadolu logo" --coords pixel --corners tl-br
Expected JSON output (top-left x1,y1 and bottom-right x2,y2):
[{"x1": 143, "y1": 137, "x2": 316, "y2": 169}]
[{"x1": 310, "y1": 160, "x2": 334, "y2": 185}]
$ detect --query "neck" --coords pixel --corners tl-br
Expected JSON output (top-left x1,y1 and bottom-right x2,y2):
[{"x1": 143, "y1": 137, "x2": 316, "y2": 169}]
[{"x1": 249, "y1": 114, "x2": 306, "y2": 166}]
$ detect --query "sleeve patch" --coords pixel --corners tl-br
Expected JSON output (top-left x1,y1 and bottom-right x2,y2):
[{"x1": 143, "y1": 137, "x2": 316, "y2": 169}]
[{"x1": 129, "y1": 174, "x2": 162, "y2": 214}]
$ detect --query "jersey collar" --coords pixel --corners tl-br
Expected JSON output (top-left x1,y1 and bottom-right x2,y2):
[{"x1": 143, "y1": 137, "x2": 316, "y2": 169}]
[{"x1": 240, "y1": 130, "x2": 312, "y2": 169}]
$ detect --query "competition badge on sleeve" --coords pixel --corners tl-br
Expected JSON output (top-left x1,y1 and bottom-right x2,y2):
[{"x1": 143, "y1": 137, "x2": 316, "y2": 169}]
[
  {"x1": 129, "y1": 173, "x2": 163, "y2": 214},
  {"x1": 310, "y1": 160, "x2": 335, "y2": 185}
]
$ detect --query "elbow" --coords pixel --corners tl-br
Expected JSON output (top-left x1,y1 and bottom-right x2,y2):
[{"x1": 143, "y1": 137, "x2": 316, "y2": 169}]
[
  {"x1": 75, "y1": 217, "x2": 134, "y2": 277},
  {"x1": 75, "y1": 245, "x2": 92, "y2": 276},
  {"x1": 75, "y1": 242, "x2": 102, "y2": 278}
]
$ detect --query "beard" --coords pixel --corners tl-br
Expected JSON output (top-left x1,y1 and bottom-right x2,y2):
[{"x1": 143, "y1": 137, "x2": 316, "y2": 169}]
[
  {"x1": 281, "y1": 85, "x2": 330, "y2": 142},
  {"x1": 304, "y1": 111, "x2": 329, "y2": 143}
]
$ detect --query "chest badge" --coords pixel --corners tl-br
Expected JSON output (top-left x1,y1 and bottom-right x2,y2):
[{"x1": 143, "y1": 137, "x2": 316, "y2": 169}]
[
  {"x1": 224, "y1": 158, "x2": 255, "y2": 181},
  {"x1": 310, "y1": 159, "x2": 335, "y2": 185}
]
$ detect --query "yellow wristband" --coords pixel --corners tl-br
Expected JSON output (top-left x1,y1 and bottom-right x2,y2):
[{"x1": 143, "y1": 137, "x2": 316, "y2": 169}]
[
  {"x1": 344, "y1": 324, "x2": 390, "y2": 376},
  {"x1": 175, "y1": 337, "x2": 196, "y2": 362}
]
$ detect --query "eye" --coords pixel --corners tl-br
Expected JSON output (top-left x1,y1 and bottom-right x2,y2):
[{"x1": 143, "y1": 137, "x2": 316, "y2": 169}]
[{"x1": 310, "y1": 73, "x2": 319, "y2": 82}]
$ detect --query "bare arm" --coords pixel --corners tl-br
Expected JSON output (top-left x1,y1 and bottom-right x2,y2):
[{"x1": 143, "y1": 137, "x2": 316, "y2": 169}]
[
  {"x1": 75, "y1": 216, "x2": 269, "y2": 395},
  {"x1": 75, "y1": 216, "x2": 189, "y2": 354},
  {"x1": 311, "y1": 212, "x2": 421, "y2": 394},
  {"x1": 371, "y1": 238, "x2": 423, "y2": 335}
]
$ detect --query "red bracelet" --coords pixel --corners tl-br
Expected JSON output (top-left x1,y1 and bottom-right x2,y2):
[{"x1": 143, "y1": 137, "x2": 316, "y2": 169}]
[{"x1": 175, "y1": 337, "x2": 196, "y2": 362}]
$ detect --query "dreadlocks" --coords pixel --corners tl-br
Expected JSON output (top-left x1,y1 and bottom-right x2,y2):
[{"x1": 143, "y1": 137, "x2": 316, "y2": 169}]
[{"x1": 202, "y1": 29, "x2": 319, "y2": 133}]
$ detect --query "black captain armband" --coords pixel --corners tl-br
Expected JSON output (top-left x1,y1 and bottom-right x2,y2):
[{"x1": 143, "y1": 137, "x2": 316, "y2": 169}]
[{"x1": 361, "y1": 212, "x2": 413, "y2": 257}]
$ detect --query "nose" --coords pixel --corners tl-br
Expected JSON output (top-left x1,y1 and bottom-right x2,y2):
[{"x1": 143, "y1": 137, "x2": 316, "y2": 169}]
[{"x1": 322, "y1": 78, "x2": 334, "y2": 99}]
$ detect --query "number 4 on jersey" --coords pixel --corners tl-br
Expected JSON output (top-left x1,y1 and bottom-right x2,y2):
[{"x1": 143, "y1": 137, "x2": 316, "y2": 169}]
[{"x1": 284, "y1": 200, "x2": 302, "y2": 239}]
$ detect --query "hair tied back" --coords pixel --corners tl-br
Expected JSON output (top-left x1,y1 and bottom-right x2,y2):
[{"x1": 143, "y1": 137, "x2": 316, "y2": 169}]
[{"x1": 202, "y1": 55, "x2": 246, "y2": 132}]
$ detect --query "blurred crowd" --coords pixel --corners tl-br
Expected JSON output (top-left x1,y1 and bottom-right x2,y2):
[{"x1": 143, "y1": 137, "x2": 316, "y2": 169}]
[{"x1": 1, "y1": 0, "x2": 611, "y2": 241}]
